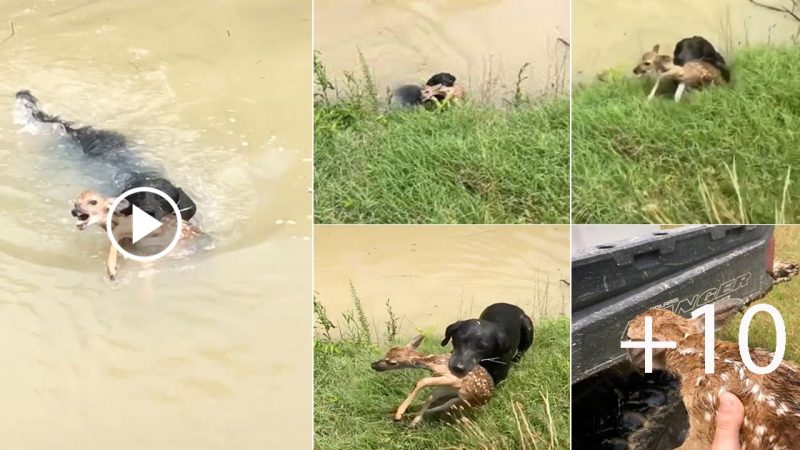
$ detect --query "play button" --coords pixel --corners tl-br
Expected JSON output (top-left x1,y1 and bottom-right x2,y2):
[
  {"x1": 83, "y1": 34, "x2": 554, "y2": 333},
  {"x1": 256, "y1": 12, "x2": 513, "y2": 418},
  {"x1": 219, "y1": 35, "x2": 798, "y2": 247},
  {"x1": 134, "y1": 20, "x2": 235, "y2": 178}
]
[
  {"x1": 106, "y1": 186, "x2": 183, "y2": 262},
  {"x1": 131, "y1": 204, "x2": 163, "y2": 244}
]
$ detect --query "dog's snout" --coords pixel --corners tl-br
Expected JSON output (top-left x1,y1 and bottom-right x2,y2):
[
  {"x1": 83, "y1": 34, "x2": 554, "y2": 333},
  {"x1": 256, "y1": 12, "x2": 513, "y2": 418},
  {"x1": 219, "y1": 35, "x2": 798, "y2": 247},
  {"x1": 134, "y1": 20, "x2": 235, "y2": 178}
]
[{"x1": 449, "y1": 360, "x2": 468, "y2": 375}]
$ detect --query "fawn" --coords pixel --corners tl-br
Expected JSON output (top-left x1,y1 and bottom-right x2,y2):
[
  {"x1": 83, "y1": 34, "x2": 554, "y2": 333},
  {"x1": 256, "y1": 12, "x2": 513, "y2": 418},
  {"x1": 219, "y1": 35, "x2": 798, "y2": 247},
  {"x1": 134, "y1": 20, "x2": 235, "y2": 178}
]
[
  {"x1": 633, "y1": 44, "x2": 726, "y2": 102},
  {"x1": 371, "y1": 335, "x2": 494, "y2": 426},
  {"x1": 625, "y1": 299, "x2": 800, "y2": 449}
]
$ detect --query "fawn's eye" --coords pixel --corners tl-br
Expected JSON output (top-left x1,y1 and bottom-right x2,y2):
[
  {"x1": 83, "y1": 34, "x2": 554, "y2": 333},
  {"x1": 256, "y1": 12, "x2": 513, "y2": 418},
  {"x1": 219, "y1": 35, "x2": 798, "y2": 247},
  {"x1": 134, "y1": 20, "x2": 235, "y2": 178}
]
[{"x1": 89, "y1": 200, "x2": 98, "y2": 206}]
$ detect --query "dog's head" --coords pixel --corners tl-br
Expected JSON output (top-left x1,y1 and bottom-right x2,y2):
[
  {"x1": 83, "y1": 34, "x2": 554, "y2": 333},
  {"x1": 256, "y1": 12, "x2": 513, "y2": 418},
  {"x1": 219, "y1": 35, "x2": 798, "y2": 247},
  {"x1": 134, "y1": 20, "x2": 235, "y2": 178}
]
[
  {"x1": 441, "y1": 319, "x2": 502, "y2": 377},
  {"x1": 71, "y1": 190, "x2": 129, "y2": 231},
  {"x1": 425, "y1": 72, "x2": 456, "y2": 87},
  {"x1": 13, "y1": 90, "x2": 42, "y2": 126},
  {"x1": 633, "y1": 45, "x2": 671, "y2": 76},
  {"x1": 624, "y1": 299, "x2": 742, "y2": 371},
  {"x1": 674, "y1": 36, "x2": 721, "y2": 66},
  {"x1": 371, "y1": 335, "x2": 426, "y2": 372}
]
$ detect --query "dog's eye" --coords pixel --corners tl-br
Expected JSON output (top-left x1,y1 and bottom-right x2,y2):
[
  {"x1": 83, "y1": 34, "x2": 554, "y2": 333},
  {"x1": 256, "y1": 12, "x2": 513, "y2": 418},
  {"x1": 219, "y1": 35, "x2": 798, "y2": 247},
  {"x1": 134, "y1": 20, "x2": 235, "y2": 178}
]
[{"x1": 89, "y1": 200, "x2": 98, "y2": 206}]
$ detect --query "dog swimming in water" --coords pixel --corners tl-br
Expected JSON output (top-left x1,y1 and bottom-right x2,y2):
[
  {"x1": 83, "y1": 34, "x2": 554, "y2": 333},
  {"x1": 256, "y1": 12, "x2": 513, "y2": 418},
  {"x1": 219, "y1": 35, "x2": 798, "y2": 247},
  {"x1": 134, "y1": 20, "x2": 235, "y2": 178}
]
[{"x1": 13, "y1": 90, "x2": 205, "y2": 279}]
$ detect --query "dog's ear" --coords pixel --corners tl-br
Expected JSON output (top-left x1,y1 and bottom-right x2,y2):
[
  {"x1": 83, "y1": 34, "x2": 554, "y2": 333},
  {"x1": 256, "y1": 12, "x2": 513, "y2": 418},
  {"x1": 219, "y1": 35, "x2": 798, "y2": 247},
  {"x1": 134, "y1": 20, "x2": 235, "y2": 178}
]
[
  {"x1": 407, "y1": 335, "x2": 424, "y2": 349},
  {"x1": 652, "y1": 44, "x2": 660, "y2": 53},
  {"x1": 441, "y1": 321, "x2": 463, "y2": 346}
]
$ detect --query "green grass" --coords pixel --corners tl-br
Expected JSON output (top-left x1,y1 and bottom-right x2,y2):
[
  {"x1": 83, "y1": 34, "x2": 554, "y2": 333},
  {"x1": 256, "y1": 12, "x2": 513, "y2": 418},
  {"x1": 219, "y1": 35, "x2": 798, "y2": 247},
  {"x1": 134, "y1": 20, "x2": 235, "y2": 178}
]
[
  {"x1": 719, "y1": 226, "x2": 800, "y2": 363},
  {"x1": 314, "y1": 55, "x2": 569, "y2": 224},
  {"x1": 573, "y1": 46, "x2": 800, "y2": 224},
  {"x1": 314, "y1": 317, "x2": 570, "y2": 450}
]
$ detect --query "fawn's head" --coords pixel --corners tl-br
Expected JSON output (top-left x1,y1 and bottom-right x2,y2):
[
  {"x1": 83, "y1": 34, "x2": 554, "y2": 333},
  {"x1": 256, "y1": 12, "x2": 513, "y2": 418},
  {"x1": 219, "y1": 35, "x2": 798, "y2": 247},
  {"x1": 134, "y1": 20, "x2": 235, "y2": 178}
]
[
  {"x1": 633, "y1": 44, "x2": 672, "y2": 76},
  {"x1": 71, "y1": 190, "x2": 129, "y2": 231},
  {"x1": 371, "y1": 335, "x2": 427, "y2": 372},
  {"x1": 625, "y1": 298, "x2": 742, "y2": 370}
]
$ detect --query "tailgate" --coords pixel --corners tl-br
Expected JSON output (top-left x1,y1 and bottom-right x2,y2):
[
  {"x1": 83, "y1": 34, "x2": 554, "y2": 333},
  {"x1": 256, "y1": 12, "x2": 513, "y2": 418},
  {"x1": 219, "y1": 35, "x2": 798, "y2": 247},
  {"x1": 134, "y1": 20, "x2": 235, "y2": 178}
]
[{"x1": 571, "y1": 225, "x2": 774, "y2": 383}]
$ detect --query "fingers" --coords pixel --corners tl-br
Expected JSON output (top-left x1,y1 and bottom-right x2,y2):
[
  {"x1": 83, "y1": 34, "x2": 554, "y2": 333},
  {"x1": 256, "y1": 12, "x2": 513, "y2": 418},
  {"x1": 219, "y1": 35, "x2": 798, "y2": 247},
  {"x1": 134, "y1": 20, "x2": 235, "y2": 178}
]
[{"x1": 712, "y1": 392, "x2": 744, "y2": 450}]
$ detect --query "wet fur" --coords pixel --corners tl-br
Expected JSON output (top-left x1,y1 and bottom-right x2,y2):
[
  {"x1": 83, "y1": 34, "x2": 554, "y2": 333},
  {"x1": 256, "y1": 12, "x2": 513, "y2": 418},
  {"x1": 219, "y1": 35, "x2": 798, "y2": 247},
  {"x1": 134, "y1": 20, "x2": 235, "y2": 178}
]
[
  {"x1": 393, "y1": 72, "x2": 464, "y2": 106},
  {"x1": 371, "y1": 335, "x2": 494, "y2": 426},
  {"x1": 673, "y1": 36, "x2": 730, "y2": 83},
  {"x1": 14, "y1": 90, "x2": 197, "y2": 220},
  {"x1": 15, "y1": 90, "x2": 202, "y2": 278},
  {"x1": 441, "y1": 303, "x2": 534, "y2": 383},
  {"x1": 633, "y1": 44, "x2": 727, "y2": 102},
  {"x1": 626, "y1": 301, "x2": 800, "y2": 449},
  {"x1": 71, "y1": 190, "x2": 203, "y2": 280}
]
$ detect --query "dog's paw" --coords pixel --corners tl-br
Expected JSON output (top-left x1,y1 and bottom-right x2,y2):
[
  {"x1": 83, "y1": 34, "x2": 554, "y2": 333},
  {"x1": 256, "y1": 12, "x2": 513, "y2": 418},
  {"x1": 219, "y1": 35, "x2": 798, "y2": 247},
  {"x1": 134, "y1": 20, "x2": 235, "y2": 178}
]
[{"x1": 409, "y1": 417, "x2": 423, "y2": 427}]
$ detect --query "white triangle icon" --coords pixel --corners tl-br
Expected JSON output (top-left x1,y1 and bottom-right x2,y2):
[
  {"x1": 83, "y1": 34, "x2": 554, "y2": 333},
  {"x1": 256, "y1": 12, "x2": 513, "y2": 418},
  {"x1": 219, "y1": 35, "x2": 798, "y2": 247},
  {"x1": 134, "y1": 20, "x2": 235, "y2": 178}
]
[{"x1": 131, "y1": 204, "x2": 163, "y2": 244}]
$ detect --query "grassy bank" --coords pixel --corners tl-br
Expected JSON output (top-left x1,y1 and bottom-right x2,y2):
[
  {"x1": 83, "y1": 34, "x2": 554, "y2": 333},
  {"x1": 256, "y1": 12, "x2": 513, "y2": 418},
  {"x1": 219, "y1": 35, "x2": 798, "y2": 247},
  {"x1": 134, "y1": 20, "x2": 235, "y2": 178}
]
[
  {"x1": 573, "y1": 46, "x2": 800, "y2": 224},
  {"x1": 720, "y1": 226, "x2": 800, "y2": 363},
  {"x1": 314, "y1": 295, "x2": 570, "y2": 450},
  {"x1": 314, "y1": 57, "x2": 569, "y2": 224}
]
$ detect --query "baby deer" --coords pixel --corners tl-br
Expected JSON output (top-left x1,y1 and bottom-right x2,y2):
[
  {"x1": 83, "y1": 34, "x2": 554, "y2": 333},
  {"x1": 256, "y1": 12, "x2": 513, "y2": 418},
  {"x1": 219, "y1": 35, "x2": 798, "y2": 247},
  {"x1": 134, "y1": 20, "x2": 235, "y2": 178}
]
[
  {"x1": 633, "y1": 44, "x2": 726, "y2": 102},
  {"x1": 419, "y1": 83, "x2": 464, "y2": 104},
  {"x1": 371, "y1": 335, "x2": 494, "y2": 426},
  {"x1": 625, "y1": 299, "x2": 800, "y2": 450}
]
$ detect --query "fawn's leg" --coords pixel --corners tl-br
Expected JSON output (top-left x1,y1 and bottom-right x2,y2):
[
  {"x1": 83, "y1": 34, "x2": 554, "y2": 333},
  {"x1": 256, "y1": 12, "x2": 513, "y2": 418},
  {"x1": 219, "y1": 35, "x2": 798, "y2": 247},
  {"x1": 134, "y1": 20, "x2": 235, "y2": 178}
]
[
  {"x1": 414, "y1": 397, "x2": 463, "y2": 420},
  {"x1": 107, "y1": 245, "x2": 118, "y2": 280},
  {"x1": 394, "y1": 377, "x2": 457, "y2": 421},
  {"x1": 648, "y1": 76, "x2": 662, "y2": 100},
  {"x1": 674, "y1": 82, "x2": 687, "y2": 102},
  {"x1": 410, "y1": 389, "x2": 457, "y2": 426}
]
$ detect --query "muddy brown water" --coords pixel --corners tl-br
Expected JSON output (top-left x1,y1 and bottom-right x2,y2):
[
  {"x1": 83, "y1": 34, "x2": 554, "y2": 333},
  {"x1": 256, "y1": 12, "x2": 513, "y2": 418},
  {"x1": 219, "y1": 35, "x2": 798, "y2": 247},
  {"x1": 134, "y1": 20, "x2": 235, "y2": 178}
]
[
  {"x1": 574, "y1": 0, "x2": 800, "y2": 81},
  {"x1": 0, "y1": 1, "x2": 311, "y2": 449},
  {"x1": 315, "y1": 0, "x2": 570, "y2": 99},
  {"x1": 314, "y1": 225, "x2": 570, "y2": 342}
]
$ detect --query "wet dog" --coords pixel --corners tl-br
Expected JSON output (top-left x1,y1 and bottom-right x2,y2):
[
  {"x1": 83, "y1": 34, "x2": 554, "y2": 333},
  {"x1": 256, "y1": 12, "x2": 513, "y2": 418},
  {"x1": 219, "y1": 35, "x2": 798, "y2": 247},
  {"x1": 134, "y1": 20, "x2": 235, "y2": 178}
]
[
  {"x1": 393, "y1": 72, "x2": 464, "y2": 106},
  {"x1": 673, "y1": 36, "x2": 730, "y2": 83},
  {"x1": 14, "y1": 90, "x2": 202, "y2": 278},
  {"x1": 441, "y1": 303, "x2": 534, "y2": 384}
]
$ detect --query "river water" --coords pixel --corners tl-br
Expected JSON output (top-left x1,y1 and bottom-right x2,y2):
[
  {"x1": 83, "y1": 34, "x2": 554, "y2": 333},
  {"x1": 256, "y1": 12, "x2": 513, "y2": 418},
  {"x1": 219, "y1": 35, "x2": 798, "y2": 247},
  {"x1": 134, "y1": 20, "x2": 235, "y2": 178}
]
[
  {"x1": 0, "y1": 1, "x2": 311, "y2": 448},
  {"x1": 315, "y1": 0, "x2": 570, "y2": 99},
  {"x1": 314, "y1": 225, "x2": 570, "y2": 342},
  {"x1": 574, "y1": 0, "x2": 800, "y2": 80}
]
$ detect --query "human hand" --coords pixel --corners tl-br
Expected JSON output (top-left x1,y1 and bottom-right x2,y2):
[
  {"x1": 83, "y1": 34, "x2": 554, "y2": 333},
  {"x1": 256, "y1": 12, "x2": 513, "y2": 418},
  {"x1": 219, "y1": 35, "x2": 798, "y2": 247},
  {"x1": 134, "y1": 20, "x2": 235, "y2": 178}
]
[{"x1": 711, "y1": 392, "x2": 744, "y2": 450}]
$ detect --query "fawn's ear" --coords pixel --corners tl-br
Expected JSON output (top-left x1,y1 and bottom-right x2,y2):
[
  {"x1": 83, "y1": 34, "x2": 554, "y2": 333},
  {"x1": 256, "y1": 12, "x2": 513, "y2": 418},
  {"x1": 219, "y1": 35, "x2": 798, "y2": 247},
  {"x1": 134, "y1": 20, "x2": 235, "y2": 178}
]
[
  {"x1": 690, "y1": 298, "x2": 744, "y2": 332},
  {"x1": 441, "y1": 321, "x2": 463, "y2": 346},
  {"x1": 407, "y1": 335, "x2": 424, "y2": 349},
  {"x1": 652, "y1": 44, "x2": 660, "y2": 53},
  {"x1": 109, "y1": 197, "x2": 130, "y2": 211}
]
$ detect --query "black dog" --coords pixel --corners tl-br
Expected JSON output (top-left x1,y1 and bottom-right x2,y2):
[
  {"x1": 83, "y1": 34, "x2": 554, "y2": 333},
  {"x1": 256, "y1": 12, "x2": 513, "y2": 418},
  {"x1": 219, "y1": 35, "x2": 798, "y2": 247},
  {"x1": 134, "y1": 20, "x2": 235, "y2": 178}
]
[
  {"x1": 673, "y1": 36, "x2": 730, "y2": 82},
  {"x1": 441, "y1": 302, "x2": 534, "y2": 384},
  {"x1": 393, "y1": 72, "x2": 458, "y2": 106},
  {"x1": 14, "y1": 90, "x2": 197, "y2": 220}
]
